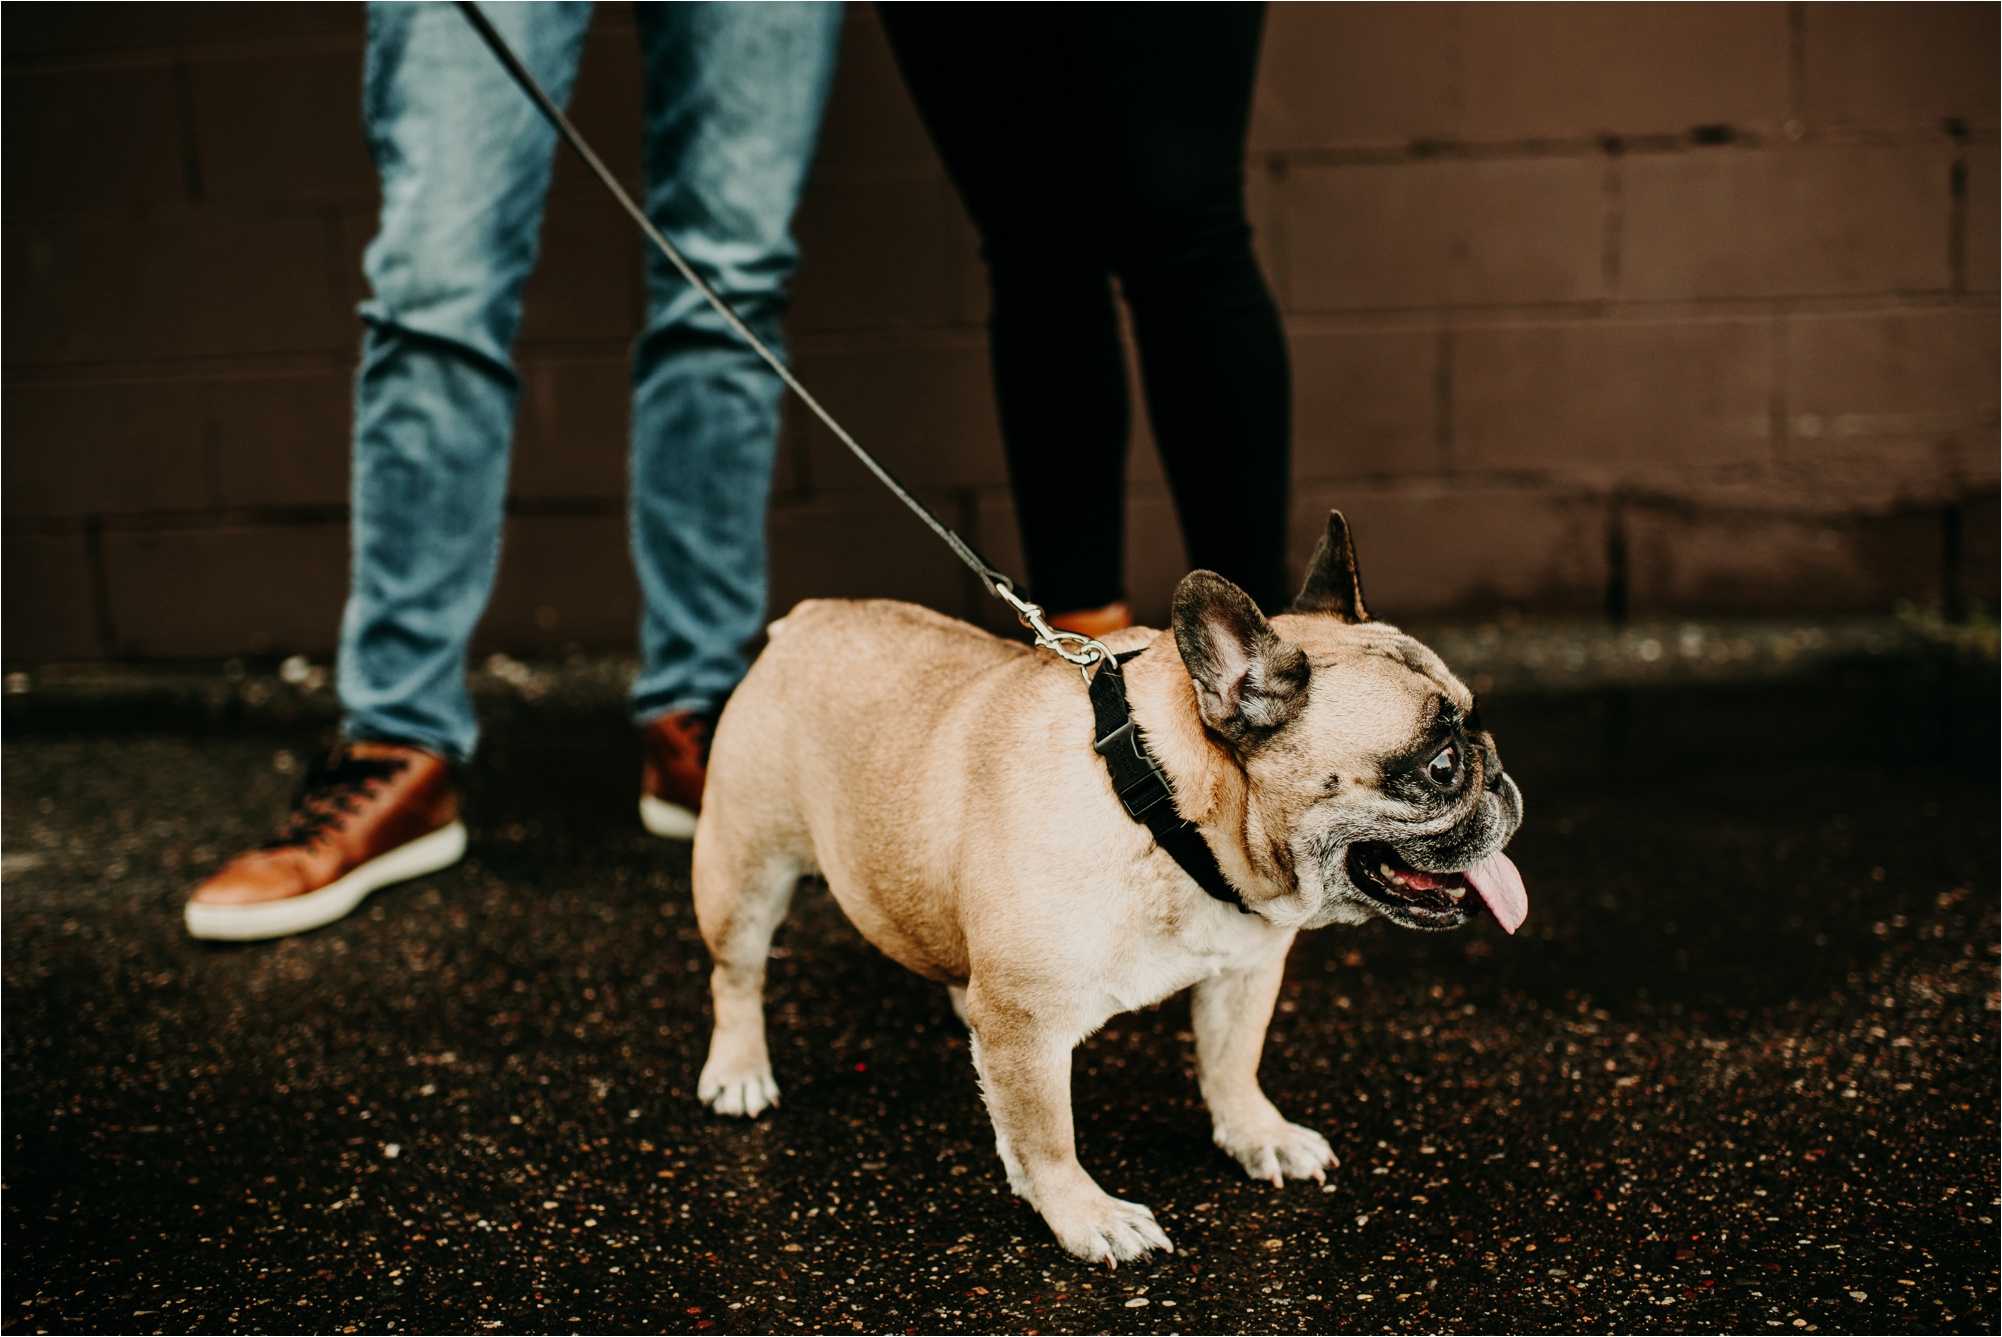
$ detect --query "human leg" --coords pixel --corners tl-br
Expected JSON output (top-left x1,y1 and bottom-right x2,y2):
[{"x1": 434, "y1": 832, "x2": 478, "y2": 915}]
[
  {"x1": 1092, "y1": 4, "x2": 1293, "y2": 614},
  {"x1": 185, "y1": 3, "x2": 595, "y2": 940},
  {"x1": 881, "y1": 8, "x2": 1132, "y2": 616},
  {"x1": 626, "y1": 2, "x2": 845, "y2": 726},
  {"x1": 340, "y1": 0, "x2": 594, "y2": 764}
]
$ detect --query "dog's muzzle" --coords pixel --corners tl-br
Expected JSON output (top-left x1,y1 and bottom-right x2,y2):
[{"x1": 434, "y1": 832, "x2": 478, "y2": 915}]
[{"x1": 1340, "y1": 775, "x2": 1529, "y2": 933}]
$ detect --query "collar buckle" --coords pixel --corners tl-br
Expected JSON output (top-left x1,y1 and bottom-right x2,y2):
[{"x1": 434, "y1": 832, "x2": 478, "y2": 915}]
[{"x1": 1093, "y1": 718, "x2": 1174, "y2": 820}]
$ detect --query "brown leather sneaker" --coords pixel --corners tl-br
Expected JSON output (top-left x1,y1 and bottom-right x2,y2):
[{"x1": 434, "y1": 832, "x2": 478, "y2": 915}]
[
  {"x1": 184, "y1": 741, "x2": 465, "y2": 942},
  {"x1": 1048, "y1": 600, "x2": 1133, "y2": 639},
  {"x1": 639, "y1": 710, "x2": 714, "y2": 839}
]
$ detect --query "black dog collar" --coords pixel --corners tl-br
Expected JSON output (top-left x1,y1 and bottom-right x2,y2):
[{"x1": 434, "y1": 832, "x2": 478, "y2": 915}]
[{"x1": 1089, "y1": 651, "x2": 1253, "y2": 915}]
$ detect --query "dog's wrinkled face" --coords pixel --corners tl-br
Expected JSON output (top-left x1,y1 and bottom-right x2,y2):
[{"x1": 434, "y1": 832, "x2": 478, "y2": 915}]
[
  {"x1": 1275, "y1": 625, "x2": 1525, "y2": 932},
  {"x1": 1172, "y1": 513, "x2": 1527, "y2": 933}
]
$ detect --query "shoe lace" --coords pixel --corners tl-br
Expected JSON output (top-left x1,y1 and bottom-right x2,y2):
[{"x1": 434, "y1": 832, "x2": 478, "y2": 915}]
[{"x1": 257, "y1": 748, "x2": 411, "y2": 850}]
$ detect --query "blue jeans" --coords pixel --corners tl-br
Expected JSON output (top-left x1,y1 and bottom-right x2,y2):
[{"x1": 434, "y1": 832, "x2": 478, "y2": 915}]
[{"x1": 338, "y1": 1, "x2": 844, "y2": 764}]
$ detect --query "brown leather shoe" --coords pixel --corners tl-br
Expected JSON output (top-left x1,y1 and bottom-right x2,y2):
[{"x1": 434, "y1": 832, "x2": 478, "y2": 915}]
[
  {"x1": 1048, "y1": 600, "x2": 1133, "y2": 639},
  {"x1": 639, "y1": 710, "x2": 714, "y2": 839},
  {"x1": 184, "y1": 741, "x2": 465, "y2": 942}
]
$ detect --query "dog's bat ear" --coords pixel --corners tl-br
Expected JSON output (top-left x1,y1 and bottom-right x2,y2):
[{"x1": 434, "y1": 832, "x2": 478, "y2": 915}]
[
  {"x1": 1291, "y1": 510, "x2": 1370, "y2": 621},
  {"x1": 1173, "y1": 570, "x2": 1311, "y2": 747}
]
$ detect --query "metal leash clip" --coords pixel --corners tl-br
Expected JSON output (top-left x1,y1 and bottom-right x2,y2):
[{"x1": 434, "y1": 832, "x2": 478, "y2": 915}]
[{"x1": 992, "y1": 580, "x2": 1114, "y2": 682}]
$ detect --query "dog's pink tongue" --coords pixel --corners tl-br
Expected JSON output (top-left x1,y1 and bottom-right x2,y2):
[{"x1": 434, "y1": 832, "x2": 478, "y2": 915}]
[{"x1": 1465, "y1": 851, "x2": 1528, "y2": 935}]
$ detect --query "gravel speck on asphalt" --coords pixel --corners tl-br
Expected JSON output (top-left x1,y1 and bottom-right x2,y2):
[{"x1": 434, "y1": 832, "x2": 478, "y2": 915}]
[{"x1": 2, "y1": 638, "x2": 1996, "y2": 1333}]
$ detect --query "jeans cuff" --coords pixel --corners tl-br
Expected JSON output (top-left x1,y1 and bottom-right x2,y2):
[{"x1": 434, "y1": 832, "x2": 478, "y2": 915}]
[
  {"x1": 340, "y1": 722, "x2": 467, "y2": 769},
  {"x1": 632, "y1": 693, "x2": 729, "y2": 727}
]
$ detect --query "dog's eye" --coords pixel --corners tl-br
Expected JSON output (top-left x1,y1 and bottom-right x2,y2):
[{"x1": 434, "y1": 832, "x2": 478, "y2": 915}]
[{"x1": 1427, "y1": 746, "x2": 1458, "y2": 785}]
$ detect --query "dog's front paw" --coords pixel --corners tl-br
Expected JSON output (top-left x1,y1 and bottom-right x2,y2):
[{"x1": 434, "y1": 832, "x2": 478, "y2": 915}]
[
  {"x1": 1214, "y1": 1118, "x2": 1337, "y2": 1186},
  {"x1": 1040, "y1": 1190, "x2": 1174, "y2": 1267},
  {"x1": 697, "y1": 1061, "x2": 780, "y2": 1118}
]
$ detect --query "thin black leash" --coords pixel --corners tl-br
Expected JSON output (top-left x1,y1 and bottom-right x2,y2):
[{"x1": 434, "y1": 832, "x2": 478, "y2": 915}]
[
  {"x1": 455, "y1": 2, "x2": 1252, "y2": 914},
  {"x1": 453, "y1": 1, "x2": 1106, "y2": 672}
]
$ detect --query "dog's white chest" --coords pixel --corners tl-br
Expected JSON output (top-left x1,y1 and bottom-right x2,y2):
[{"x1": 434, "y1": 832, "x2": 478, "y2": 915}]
[{"x1": 1093, "y1": 901, "x2": 1288, "y2": 1021}]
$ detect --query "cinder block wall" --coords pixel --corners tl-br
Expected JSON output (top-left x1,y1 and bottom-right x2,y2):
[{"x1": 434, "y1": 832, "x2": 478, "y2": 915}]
[{"x1": 5, "y1": 2, "x2": 1996, "y2": 661}]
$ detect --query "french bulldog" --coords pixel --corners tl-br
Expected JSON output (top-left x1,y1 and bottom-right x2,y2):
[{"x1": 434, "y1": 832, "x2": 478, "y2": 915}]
[{"x1": 689, "y1": 511, "x2": 1527, "y2": 1264}]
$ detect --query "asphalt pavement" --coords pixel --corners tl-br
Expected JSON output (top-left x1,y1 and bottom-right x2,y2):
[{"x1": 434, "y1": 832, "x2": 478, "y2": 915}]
[{"x1": 3, "y1": 632, "x2": 1997, "y2": 1334}]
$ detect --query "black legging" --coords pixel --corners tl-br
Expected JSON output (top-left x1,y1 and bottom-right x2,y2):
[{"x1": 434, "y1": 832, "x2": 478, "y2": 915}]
[{"x1": 882, "y1": 3, "x2": 1291, "y2": 614}]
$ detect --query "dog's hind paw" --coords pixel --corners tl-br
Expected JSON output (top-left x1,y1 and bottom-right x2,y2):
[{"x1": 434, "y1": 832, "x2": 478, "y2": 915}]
[
  {"x1": 1043, "y1": 1192, "x2": 1174, "y2": 1267},
  {"x1": 698, "y1": 1065, "x2": 780, "y2": 1119},
  {"x1": 1214, "y1": 1118, "x2": 1337, "y2": 1187}
]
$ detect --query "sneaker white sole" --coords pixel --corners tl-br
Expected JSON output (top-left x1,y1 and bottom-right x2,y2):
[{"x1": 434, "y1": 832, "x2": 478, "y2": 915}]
[
  {"x1": 639, "y1": 793, "x2": 698, "y2": 839},
  {"x1": 183, "y1": 821, "x2": 468, "y2": 943}
]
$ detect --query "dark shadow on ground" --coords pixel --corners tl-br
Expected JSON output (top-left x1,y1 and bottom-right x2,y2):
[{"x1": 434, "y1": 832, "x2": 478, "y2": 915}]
[{"x1": 3, "y1": 654, "x2": 1996, "y2": 1334}]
